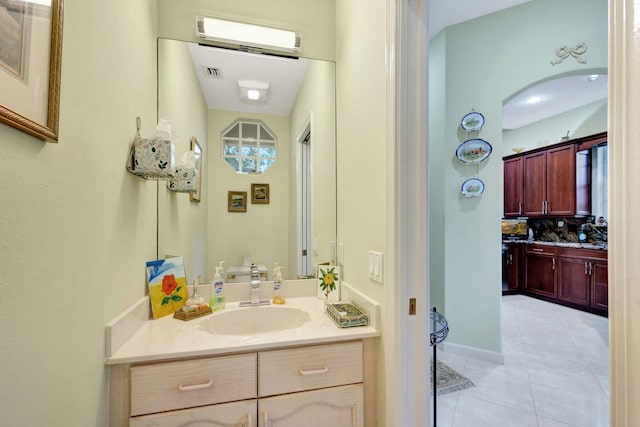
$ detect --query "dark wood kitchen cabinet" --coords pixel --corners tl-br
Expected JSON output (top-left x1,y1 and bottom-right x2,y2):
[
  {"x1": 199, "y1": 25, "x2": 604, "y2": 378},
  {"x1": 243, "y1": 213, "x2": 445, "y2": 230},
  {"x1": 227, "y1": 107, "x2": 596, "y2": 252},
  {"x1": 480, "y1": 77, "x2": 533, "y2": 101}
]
[
  {"x1": 504, "y1": 157, "x2": 524, "y2": 217},
  {"x1": 524, "y1": 245, "x2": 557, "y2": 299},
  {"x1": 503, "y1": 243, "x2": 522, "y2": 293},
  {"x1": 523, "y1": 144, "x2": 578, "y2": 216},
  {"x1": 523, "y1": 245, "x2": 608, "y2": 315},
  {"x1": 557, "y1": 247, "x2": 608, "y2": 314},
  {"x1": 503, "y1": 133, "x2": 602, "y2": 218}
]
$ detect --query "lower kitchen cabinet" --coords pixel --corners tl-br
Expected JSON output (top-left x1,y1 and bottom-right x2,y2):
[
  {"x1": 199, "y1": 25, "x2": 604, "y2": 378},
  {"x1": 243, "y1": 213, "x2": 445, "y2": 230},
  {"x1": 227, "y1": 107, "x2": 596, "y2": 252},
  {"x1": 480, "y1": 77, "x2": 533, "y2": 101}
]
[
  {"x1": 590, "y1": 260, "x2": 609, "y2": 311},
  {"x1": 523, "y1": 244, "x2": 608, "y2": 315},
  {"x1": 524, "y1": 245, "x2": 557, "y2": 299}
]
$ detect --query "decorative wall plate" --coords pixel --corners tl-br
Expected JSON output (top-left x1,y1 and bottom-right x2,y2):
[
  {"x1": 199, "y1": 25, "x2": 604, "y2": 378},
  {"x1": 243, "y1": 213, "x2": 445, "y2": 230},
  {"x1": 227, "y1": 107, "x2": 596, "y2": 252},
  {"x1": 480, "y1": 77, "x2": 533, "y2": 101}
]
[
  {"x1": 455, "y1": 138, "x2": 492, "y2": 164},
  {"x1": 461, "y1": 112, "x2": 485, "y2": 131},
  {"x1": 461, "y1": 178, "x2": 485, "y2": 198}
]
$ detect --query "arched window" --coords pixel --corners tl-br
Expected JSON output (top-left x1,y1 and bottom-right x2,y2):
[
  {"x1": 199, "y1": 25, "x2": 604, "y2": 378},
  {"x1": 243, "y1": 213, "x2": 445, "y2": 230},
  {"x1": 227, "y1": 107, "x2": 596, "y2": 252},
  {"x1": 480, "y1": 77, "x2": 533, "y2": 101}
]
[{"x1": 222, "y1": 119, "x2": 276, "y2": 174}]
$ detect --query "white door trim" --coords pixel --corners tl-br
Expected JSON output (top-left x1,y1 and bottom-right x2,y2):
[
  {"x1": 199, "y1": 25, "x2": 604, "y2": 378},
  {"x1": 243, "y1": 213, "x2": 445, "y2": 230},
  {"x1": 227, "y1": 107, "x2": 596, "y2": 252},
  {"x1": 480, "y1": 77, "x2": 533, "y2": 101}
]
[{"x1": 385, "y1": 0, "x2": 430, "y2": 425}]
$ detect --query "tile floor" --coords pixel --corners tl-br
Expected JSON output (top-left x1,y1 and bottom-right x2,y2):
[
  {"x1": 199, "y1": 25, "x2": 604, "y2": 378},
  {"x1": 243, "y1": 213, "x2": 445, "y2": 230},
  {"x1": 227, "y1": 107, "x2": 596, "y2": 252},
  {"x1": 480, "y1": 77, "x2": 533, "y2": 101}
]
[{"x1": 433, "y1": 294, "x2": 609, "y2": 427}]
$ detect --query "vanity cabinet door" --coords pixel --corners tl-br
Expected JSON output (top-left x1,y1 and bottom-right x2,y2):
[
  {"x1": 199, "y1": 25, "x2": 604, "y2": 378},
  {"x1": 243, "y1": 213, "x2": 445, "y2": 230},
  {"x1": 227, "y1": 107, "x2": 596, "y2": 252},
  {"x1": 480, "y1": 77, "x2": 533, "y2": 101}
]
[
  {"x1": 258, "y1": 384, "x2": 363, "y2": 427},
  {"x1": 130, "y1": 399, "x2": 257, "y2": 427},
  {"x1": 522, "y1": 151, "x2": 547, "y2": 216}
]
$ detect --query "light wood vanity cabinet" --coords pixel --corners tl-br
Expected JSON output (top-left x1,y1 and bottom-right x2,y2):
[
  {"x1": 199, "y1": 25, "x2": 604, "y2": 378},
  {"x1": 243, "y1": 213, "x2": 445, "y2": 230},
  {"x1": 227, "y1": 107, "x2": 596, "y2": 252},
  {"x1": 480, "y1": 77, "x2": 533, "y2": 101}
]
[{"x1": 111, "y1": 340, "x2": 372, "y2": 427}]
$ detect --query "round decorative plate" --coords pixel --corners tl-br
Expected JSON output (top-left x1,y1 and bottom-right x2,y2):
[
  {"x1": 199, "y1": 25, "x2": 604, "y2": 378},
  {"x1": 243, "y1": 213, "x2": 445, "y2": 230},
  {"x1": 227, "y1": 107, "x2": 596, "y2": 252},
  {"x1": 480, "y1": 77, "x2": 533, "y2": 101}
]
[
  {"x1": 461, "y1": 112, "x2": 485, "y2": 131},
  {"x1": 455, "y1": 138, "x2": 492, "y2": 164},
  {"x1": 461, "y1": 178, "x2": 485, "y2": 198}
]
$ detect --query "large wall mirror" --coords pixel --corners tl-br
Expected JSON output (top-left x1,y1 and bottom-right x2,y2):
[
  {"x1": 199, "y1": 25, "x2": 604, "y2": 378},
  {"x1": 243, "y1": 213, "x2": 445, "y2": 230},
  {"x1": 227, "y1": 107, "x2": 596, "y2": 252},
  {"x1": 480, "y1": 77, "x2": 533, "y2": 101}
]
[{"x1": 157, "y1": 37, "x2": 336, "y2": 281}]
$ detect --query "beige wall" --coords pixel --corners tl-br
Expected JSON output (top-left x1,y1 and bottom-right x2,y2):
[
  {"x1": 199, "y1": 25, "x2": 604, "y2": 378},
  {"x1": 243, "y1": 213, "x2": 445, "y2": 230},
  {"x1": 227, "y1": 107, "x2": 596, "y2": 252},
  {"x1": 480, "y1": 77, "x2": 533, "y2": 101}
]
[
  {"x1": 288, "y1": 59, "x2": 337, "y2": 277},
  {"x1": 336, "y1": 0, "x2": 387, "y2": 304},
  {"x1": 157, "y1": 38, "x2": 209, "y2": 283},
  {"x1": 207, "y1": 110, "x2": 291, "y2": 279},
  {"x1": 0, "y1": 0, "x2": 158, "y2": 425}
]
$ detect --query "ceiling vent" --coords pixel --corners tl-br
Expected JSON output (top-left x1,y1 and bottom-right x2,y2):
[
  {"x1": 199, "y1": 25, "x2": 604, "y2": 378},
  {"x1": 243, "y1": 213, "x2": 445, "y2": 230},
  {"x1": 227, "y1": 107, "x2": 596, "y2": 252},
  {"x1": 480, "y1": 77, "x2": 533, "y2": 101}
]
[{"x1": 202, "y1": 66, "x2": 222, "y2": 79}]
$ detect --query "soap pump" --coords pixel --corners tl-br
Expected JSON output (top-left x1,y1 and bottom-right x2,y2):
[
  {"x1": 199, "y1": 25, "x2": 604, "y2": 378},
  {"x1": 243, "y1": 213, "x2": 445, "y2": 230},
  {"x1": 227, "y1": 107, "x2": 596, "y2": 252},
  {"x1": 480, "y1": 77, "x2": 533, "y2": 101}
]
[
  {"x1": 272, "y1": 266, "x2": 285, "y2": 304},
  {"x1": 210, "y1": 262, "x2": 226, "y2": 311}
]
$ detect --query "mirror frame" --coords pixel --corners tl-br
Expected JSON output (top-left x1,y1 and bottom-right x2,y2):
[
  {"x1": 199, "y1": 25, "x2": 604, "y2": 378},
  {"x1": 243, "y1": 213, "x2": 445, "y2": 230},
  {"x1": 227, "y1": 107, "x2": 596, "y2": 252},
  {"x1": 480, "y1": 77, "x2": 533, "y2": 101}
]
[{"x1": 0, "y1": 0, "x2": 64, "y2": 143}]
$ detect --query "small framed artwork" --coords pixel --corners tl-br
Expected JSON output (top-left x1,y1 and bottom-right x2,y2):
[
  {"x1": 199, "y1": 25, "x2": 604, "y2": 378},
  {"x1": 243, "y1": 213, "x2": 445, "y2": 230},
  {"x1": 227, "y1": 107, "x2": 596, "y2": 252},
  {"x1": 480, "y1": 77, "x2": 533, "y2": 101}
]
[
  {"x1": 317, "y1": 265, "x2": 341, "y2": 301},
  {"x1": 189, "y1": 137, "x2": 203, "y2": 203},
  {"x1": 251, "y1": 183, "x2": 270, "y2": 204},
  {"x1": 228, "y1": 191, "x2": 247, "y2": 212},
  {"x1": 146, "y1": 256, "x2": 189, "y2": 319},
  {"x1": 0, "y1": 0, "x2": 64, "y2": 142}
]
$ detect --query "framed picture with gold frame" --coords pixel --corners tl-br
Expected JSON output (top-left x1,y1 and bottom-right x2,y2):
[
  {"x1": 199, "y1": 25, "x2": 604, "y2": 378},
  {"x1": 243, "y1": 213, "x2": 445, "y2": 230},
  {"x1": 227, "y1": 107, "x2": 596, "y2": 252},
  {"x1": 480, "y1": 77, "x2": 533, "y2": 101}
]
[
  {"x1": 228, "y1": 191, "x2": 247, "y2": 212},
  {"x1": 189, "y1": 137, "x2": 203, "y2": 203},
  {"x1": 0, "y1": 0, "x2": 64, "y2": 143},
  {"x1": 251, "y1": 183, "x2": 270, "y2": 204}
]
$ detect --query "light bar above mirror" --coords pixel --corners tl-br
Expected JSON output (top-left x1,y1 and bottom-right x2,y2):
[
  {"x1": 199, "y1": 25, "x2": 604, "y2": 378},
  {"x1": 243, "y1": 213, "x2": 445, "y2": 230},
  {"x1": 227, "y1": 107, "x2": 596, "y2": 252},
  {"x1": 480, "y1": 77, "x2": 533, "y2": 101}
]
[{"x1": 196, "y1": 16, "x2": 302, "y2": 56}]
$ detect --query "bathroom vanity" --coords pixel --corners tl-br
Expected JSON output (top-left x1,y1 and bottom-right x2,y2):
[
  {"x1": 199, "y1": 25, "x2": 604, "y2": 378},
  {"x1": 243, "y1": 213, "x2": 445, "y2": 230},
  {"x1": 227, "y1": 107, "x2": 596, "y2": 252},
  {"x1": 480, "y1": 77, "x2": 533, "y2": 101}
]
[{"x1": 105, "y1": 288, "x2": 379, "y2": 427}]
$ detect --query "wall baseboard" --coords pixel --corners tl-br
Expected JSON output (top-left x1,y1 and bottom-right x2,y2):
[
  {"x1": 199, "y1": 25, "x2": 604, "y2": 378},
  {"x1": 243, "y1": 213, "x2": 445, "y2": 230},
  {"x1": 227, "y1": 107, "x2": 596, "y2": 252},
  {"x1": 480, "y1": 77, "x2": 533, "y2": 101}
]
[{"x1": 440, "y1": 341, "x2": 505, "y2": 365}]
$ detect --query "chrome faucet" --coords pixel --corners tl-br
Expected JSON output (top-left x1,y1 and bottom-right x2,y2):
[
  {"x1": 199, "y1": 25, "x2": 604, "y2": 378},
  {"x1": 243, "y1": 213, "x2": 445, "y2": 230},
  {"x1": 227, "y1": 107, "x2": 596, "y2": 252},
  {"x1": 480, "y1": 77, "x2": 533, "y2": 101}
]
[
  {"x1": 250, "y1": 264, "x2": 260, "y2": 304},
  {"x1": 239, "y1": 263, "x2": 270, "y2": 307}
]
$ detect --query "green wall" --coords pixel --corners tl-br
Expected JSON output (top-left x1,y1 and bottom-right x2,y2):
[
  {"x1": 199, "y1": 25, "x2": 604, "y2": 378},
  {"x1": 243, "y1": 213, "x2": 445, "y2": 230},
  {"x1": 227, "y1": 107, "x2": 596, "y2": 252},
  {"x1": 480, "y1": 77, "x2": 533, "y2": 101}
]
[{"x1": 429, "y1": 0, "x2": 607, "y2": 352}]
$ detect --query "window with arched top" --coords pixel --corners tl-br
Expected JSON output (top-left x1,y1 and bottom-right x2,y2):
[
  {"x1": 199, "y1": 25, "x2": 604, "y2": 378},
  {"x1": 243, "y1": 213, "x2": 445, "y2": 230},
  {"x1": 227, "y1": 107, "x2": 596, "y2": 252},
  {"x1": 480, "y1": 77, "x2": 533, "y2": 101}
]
[{"x1": 222, "y1": 119, "x2": 277, "y2": 174}]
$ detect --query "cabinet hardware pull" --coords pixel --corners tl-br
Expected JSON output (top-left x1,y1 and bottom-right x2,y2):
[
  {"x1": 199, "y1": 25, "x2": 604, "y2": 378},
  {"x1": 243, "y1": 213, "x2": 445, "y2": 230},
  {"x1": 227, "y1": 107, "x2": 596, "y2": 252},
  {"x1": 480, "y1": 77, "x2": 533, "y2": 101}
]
[
  {"x1": 263, "y1": 411, "x2": 269, "y2": 425},
  {"x1": 532, "y1": 248, "x2": 544, "y2": 252},
  {"x1": 541, "y1": 201, "x2": 545, "y2": 214},
  {"x1": 508, "y1": 254, "x2": 513, "y2": 265},
  {"x1": 177, "y1": 379, "x2": 214, "y2": 391},
  {"x1": 585, "y1": 262, "x2": 588, "y2": 275},
  {"x1": 299, "y1": 366, "x2": 329, "y2": 376},
  {"x1": 519, "y1": 202, "x2": 522, "y2": 215},
  {"x1": 552, "y1": 258, "x2": 555, "y2": 270},
  {"x1": 589, "y1": 262, "x2": 593, "y2": 275},
  {"x1": 247, "y1": 412, "x2": 253, "y2": 427}
]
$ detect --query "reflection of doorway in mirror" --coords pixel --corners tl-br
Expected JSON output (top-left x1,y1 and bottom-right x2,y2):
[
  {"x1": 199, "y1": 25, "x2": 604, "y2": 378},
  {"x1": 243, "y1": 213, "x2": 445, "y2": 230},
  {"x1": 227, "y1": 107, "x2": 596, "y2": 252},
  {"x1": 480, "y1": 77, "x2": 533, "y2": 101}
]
[{"x1": 298, "y1": 125, "x2": 312, "y2": 277}]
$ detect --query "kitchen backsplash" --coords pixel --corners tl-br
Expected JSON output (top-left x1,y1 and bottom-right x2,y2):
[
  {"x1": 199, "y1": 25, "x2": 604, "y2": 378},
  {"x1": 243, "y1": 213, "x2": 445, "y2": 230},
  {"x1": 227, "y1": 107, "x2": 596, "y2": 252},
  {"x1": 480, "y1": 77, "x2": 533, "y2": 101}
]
[{"x1": 529, "y1": 218, "x2": 608, "y2": 245}]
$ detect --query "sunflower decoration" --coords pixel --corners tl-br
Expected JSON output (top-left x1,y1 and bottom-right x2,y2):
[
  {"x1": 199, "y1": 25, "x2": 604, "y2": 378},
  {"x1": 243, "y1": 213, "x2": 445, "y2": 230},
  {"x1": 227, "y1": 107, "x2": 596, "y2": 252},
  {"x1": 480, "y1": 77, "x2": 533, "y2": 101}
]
[{"x1": 319, "y1": 266, "x2": 339, "y2": 299}]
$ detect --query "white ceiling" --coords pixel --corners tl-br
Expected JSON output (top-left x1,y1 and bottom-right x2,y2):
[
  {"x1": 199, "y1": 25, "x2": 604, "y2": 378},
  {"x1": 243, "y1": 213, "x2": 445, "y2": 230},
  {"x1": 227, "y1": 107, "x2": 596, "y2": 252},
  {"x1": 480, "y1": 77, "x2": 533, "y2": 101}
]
[
  {"x1": 187, "y1": 0, "x2": 606, "y2": 129},
  {"x1": 187, "y1": 43, "x2": 309, "y2": 116}
]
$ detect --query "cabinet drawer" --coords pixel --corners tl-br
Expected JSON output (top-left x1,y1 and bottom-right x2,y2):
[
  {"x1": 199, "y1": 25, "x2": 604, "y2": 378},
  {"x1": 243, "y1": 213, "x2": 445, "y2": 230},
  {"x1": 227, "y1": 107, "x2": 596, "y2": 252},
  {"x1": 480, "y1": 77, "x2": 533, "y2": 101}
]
[
  {"x1": 258, "y1": 341, "x2": 363, "y2": 397},
  {"x1": 558, "y1": 247, "x2": 607, "y2": 260},
  {"x1": 526, "y1": 245, "x2": 557, "y2": 256},
  {"x1": 130, "y1": 353, "x2": 256, "y2": 416}
]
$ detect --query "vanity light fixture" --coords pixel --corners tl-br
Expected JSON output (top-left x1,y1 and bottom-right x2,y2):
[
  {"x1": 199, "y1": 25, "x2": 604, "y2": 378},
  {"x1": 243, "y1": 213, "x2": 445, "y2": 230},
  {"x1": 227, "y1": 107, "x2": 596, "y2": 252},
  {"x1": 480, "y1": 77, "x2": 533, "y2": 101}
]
[
  {"x1": 238, "y1": 80, "x2": 269, "y2": 101},
  {"x1": 196, "y1": 16, "x2": 302, "y2": 55}
]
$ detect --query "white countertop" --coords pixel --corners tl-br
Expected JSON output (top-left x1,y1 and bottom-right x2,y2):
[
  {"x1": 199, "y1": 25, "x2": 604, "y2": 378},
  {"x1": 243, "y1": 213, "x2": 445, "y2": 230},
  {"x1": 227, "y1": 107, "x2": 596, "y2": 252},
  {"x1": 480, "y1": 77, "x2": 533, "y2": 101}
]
[{"x1": 105, "y1": 296, "x2": 380, "y2": 365}]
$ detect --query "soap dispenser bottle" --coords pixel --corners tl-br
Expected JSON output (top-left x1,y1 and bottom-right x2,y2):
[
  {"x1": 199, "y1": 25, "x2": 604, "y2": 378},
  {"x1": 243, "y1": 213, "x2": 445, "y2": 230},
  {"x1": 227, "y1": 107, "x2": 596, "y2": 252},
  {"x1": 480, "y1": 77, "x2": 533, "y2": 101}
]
[
  {"x1": 272, "y1": 266, "x2": 285, "y2": 304},
  {"x1": 211, "y1": 263, "x2": 226, "y2": 311}
]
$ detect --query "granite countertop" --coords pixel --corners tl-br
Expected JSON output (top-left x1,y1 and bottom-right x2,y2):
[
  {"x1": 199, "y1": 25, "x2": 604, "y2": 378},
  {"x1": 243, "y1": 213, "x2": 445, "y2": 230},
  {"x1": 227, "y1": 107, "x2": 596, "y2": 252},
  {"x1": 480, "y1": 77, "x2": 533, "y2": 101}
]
[
  {"x1": 502, "y1": 239, "x2": 607, "y2": 250},
  {"x1": 105, "y1": 296, "x2": 380, "y2": 365}
]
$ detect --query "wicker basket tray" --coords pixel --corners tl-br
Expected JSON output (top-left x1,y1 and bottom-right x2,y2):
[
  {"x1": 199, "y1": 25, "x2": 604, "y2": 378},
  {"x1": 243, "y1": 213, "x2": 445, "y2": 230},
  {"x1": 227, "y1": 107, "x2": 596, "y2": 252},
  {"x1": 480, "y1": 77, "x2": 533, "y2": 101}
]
[
  {"x1": 173, "y1": 305, "x2": 212, "y2": 321},
  {"x1": 325, "y1": 301, "x2": 369, "y2": 328}
]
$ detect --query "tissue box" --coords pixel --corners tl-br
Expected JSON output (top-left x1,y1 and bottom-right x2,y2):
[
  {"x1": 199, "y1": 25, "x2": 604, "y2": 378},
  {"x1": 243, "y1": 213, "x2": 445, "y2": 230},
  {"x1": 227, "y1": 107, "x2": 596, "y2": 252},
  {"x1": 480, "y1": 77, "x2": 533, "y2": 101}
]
[
  {"x1": 167, "y1": 166, "x2": 198, "y2": 192},
  {"x1": 131, "y1": 136, "x2": 175, "y2": 179}
]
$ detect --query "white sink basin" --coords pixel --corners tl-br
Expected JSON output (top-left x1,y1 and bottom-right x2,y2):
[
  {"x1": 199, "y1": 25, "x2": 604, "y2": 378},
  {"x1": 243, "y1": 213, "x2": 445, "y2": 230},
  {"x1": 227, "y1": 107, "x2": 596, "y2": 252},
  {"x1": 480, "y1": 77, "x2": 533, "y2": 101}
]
[{"x1": 199, "y1": 306, "x2": 311, "y2": 335}]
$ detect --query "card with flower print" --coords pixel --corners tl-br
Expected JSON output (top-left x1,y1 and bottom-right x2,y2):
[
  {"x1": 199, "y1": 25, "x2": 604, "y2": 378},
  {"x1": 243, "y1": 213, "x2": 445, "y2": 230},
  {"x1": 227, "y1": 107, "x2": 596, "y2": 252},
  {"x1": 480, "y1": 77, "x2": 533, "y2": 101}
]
[
  {"x1": 317, "y1": 265, "x2": 341, "y2": 301},
  {"x1": 146, "y1": 256, "x2": 189, "y2": 319}
]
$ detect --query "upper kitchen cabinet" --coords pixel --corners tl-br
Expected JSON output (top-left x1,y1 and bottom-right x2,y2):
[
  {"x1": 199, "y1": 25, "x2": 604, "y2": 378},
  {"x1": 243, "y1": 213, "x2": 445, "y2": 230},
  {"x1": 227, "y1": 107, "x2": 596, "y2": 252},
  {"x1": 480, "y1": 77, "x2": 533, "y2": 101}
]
[
  {"x1": 523, "y1": 144, "x2": 582, "y2": 216},
  {"x1": 504, "y1": 157, "x2": 524, "y2": 217},
  {"x1": 503, "y1": 133, "x2": 602, "y2": 218}
]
